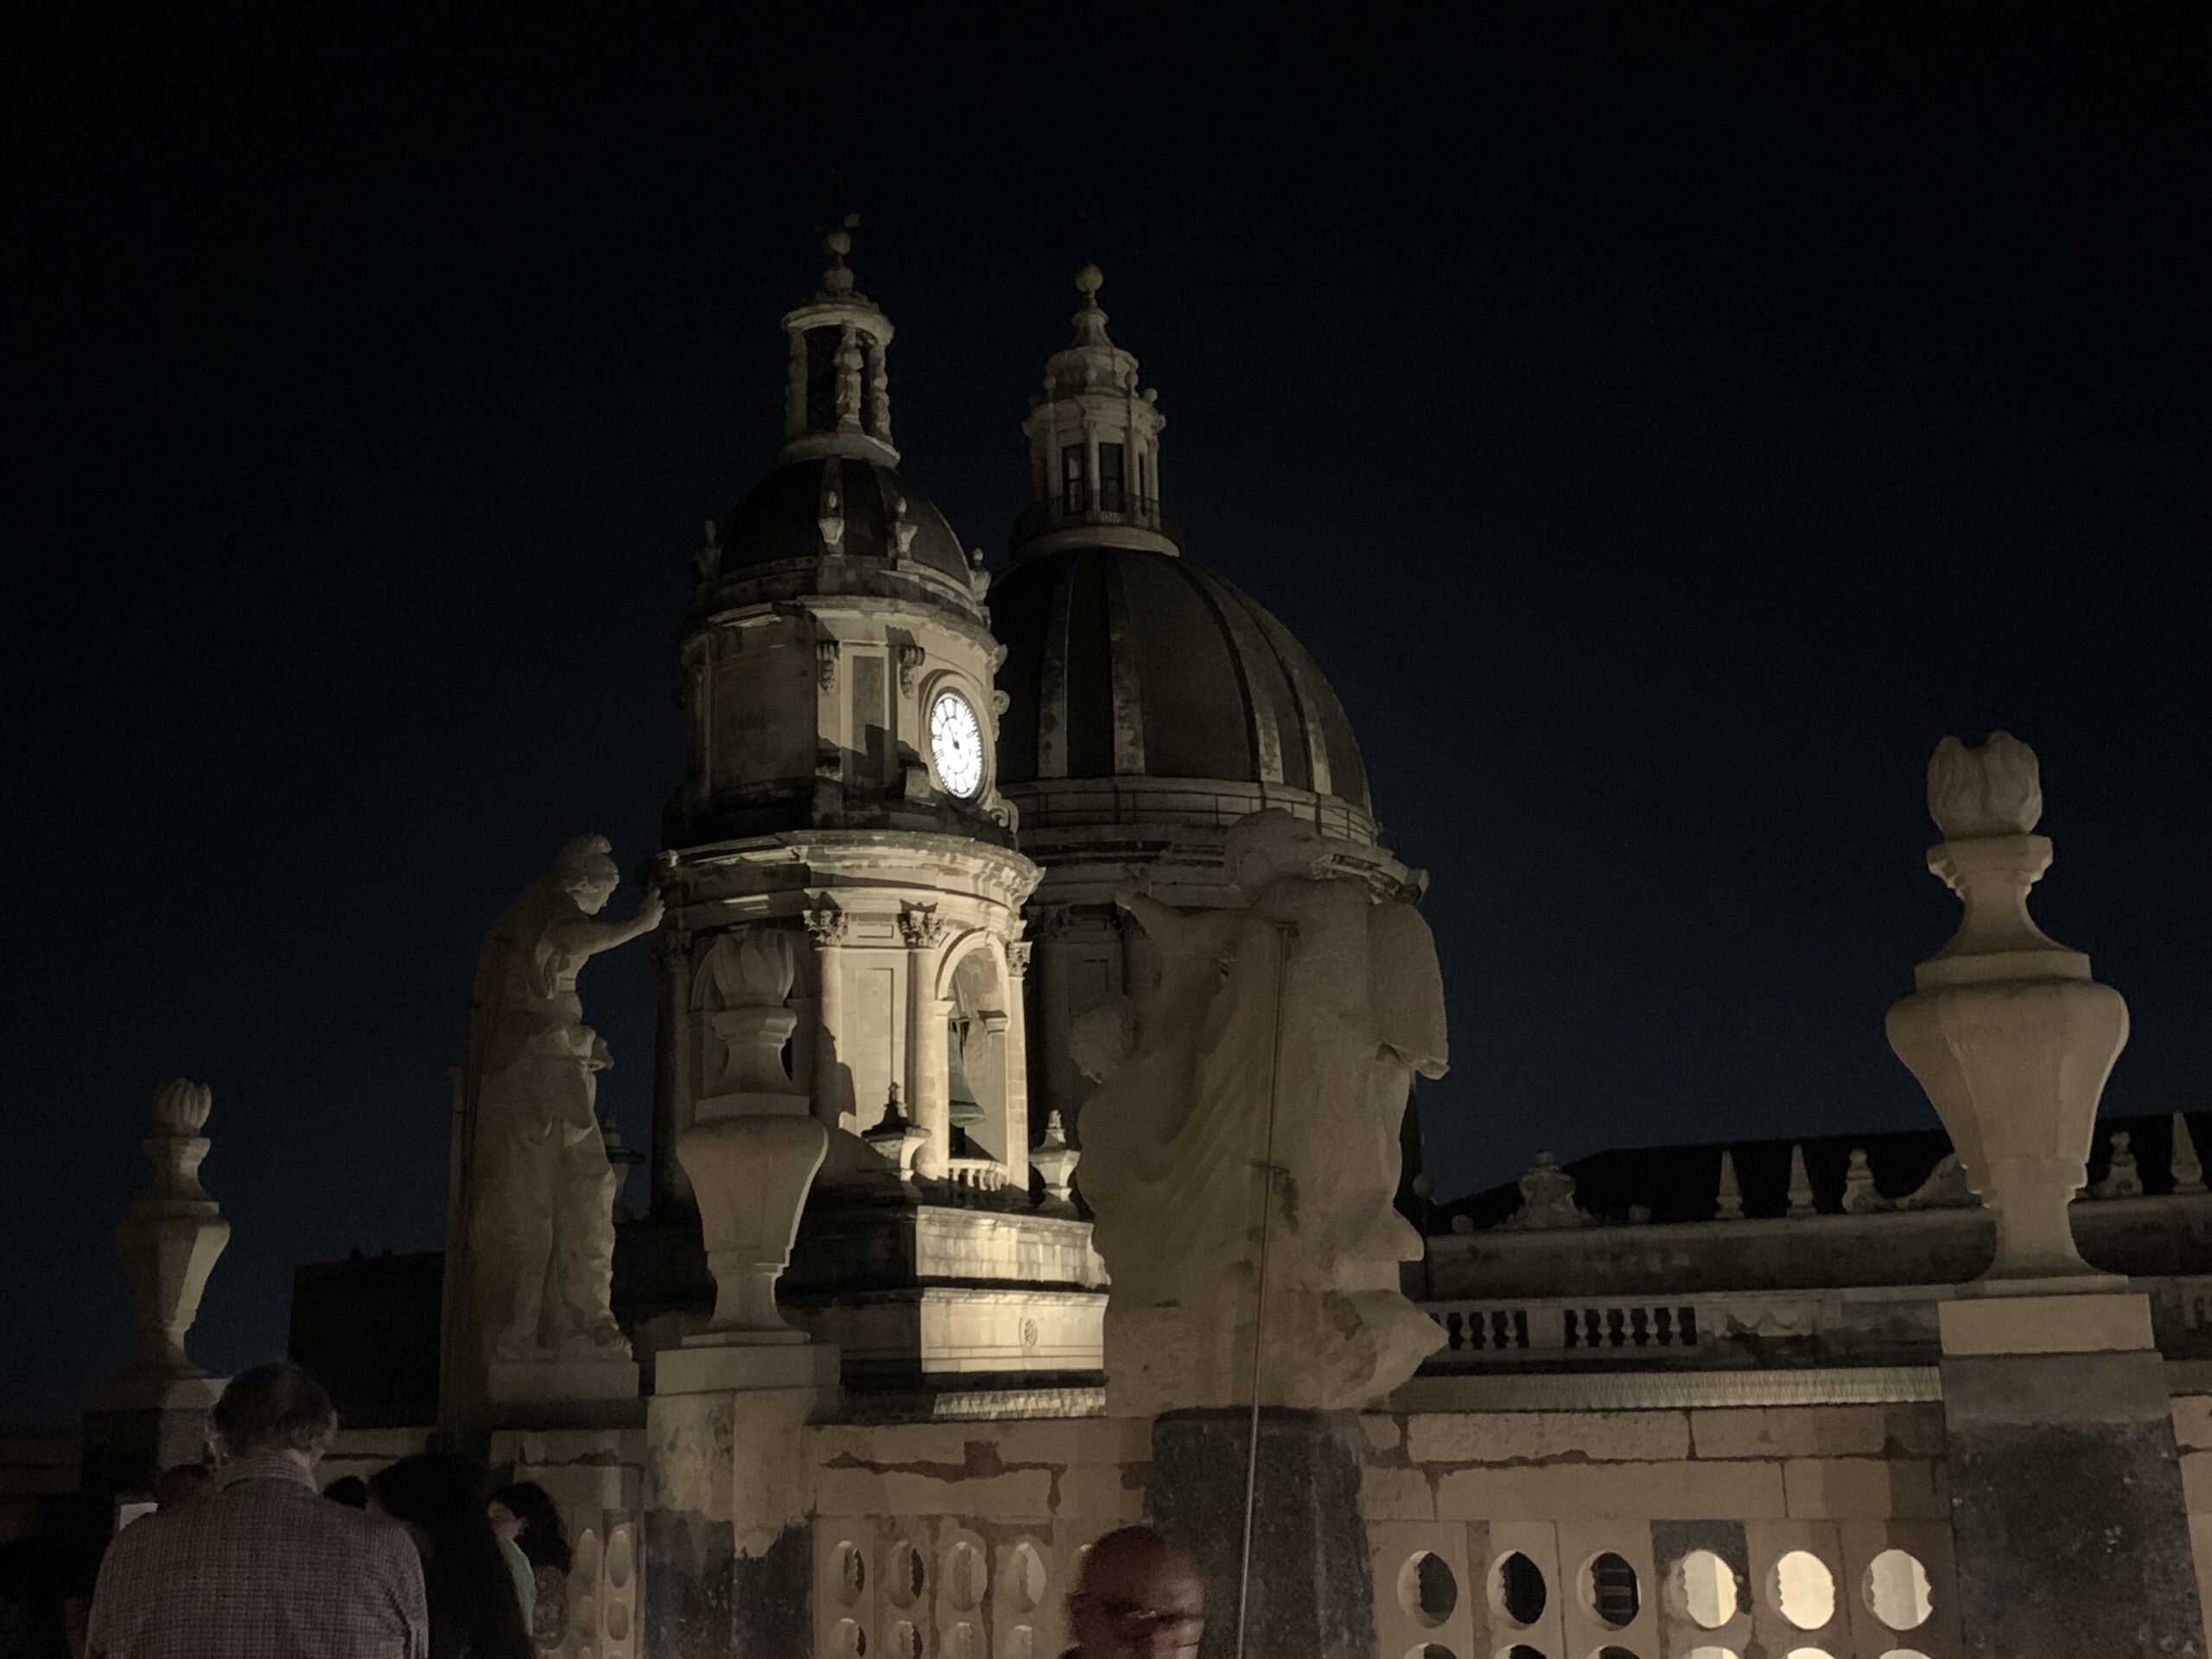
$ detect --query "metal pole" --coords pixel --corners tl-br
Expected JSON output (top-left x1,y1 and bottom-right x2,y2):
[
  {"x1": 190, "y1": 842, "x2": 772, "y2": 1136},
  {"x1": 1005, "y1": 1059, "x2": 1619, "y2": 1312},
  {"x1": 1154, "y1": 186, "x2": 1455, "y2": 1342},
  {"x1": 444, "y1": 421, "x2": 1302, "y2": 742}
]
[{"x1": 1234, "y1": 920, "x2": 1297, "y2": 1659}]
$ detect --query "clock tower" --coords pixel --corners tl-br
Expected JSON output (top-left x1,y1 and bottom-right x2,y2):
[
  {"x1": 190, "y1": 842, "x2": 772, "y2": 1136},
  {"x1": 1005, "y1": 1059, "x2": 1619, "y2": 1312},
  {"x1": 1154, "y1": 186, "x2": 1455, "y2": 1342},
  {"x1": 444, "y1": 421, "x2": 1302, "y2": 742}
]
[{"x1": 650, "y1": 225, "x2": 1042, "y2": 1219}]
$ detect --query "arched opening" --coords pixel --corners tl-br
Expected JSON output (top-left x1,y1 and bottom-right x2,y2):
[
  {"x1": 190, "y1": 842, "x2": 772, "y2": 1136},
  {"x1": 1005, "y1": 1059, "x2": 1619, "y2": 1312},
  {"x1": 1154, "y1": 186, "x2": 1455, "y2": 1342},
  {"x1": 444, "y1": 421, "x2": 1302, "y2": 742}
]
[{"x1": 944, "y1": 945, "x2": 1014, "y2": 1166}]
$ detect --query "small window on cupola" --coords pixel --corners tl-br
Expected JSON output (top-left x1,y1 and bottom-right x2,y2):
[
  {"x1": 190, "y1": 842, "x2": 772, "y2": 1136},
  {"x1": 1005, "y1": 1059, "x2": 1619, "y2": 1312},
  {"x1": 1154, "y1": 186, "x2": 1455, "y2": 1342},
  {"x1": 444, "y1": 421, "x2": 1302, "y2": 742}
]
[
  {"x1": 1097, "y1": 442, "x2": 1125, "y2": 512},
  {"x1": 804, "y1": 328, "x2": 842, "y2": 432},
  {"x1": 1060, "y1": 443, "x2": 1088, "y2": 512}
]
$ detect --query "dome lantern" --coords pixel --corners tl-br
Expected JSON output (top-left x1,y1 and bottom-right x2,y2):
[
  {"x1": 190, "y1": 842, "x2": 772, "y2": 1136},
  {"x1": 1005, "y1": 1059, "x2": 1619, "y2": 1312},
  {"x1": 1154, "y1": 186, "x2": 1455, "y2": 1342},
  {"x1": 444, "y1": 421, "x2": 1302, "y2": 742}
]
[
  {"x1": 779, "y1": 216, "x2": 899, "y2": 468},
  {"x1": 1012, "y1": 266, "x2": 1177, "y2": 561}
]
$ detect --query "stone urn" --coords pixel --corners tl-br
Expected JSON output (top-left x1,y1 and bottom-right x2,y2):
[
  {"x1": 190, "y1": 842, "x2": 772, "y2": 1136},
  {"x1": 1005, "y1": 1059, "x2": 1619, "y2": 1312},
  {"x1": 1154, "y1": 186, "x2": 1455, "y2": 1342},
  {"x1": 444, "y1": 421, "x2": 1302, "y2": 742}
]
[
  {"x1": 677, "y1": 927, "x2": 828, "y2": 1340},
  {"x1": 1885, "y1": 733, "x2": 2128, "y2": 1288},
  {"x1": 113, "y1": 1079, "x2": 231, "y2": 1382}
]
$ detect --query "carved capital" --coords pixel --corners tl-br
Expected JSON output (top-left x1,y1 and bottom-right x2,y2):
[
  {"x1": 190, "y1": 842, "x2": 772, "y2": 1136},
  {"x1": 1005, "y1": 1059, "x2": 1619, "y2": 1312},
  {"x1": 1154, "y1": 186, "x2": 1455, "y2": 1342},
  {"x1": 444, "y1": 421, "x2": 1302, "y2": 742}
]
[
  {"x1": 816, "y1": 639, "x2": 839, "y2": 690},
  {"x1": 895, "y1": 642, "x2": 925, "y2": 696},
  {"x1": 803, "y1": 898, "x2": 849, "y2": 948},
  {"x1": 898, "y1": 904, "x2": 947, "y2": 950},
  {"x1": 1004, "y1": 940, "x2": 1033, "y2": 977}
]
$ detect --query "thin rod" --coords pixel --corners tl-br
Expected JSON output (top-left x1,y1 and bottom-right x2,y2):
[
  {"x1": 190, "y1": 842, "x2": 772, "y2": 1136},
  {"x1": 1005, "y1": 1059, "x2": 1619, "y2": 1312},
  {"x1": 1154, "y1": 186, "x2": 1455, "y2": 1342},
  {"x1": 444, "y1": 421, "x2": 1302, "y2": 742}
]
[{"x1": 1234, "y1": 919, "x2": 1297, "y2": 1659}]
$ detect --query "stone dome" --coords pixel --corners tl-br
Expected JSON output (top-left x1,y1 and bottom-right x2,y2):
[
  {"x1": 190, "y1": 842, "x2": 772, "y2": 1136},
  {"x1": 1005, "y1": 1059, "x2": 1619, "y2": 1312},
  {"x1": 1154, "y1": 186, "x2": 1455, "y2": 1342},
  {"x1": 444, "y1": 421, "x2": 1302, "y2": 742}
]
[
  {"x1": 988, "y1": 544, "x2": 1374, "y2": 824},
  {"x1": 715, "y1": 456, "x2": 969, "y2": 587}
]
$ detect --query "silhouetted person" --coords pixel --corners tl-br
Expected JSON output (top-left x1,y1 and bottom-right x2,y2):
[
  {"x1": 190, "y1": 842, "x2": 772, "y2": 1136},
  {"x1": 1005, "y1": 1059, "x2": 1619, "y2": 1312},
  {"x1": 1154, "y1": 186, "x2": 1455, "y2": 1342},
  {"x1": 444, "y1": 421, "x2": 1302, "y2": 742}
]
[
  {"x1": 1066, "y1": 1526, "x2": 1205, "y2": 1659},
  {"x1": 486, "y1": 1482, "x2": 569, "y2": 1645},
  {"x1": 324, "y1": 1477, "x2": 371, "y2": 1509},
  {"x1": 368, "y1": 1455, "x2": 530, "y2": 1659},
  {"x1": 86, "y1": 1361, "x2": 427, "y2": 1658}
]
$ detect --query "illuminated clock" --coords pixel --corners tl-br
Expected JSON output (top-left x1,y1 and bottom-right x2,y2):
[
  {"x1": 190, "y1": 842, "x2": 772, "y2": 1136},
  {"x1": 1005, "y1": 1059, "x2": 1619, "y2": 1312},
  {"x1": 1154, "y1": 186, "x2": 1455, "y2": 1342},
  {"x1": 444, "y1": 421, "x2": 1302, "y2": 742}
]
[{"x1": 928, "y1": 689, "x2": 984, "y2": 798}]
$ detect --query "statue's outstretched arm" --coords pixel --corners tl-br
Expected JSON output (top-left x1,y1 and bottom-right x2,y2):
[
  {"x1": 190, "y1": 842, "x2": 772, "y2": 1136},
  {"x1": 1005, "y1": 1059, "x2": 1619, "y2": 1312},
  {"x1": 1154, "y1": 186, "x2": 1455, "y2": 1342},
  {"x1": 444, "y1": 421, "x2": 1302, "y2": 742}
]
[
  {"x1": 1116, "y1": 887, "x2": 1242, "y2": 958},
  {"x1": 548, "y1": 891, "x2": 665, "y2": 958}
]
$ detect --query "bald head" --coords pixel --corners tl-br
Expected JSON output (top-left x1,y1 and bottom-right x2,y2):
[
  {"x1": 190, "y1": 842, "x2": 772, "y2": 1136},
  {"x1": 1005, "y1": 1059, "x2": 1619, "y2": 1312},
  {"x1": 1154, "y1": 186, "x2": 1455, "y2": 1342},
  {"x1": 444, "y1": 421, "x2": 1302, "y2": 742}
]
[{"x1": 1071, "y1": 1527, "x2": 1205, "y2": 1657}]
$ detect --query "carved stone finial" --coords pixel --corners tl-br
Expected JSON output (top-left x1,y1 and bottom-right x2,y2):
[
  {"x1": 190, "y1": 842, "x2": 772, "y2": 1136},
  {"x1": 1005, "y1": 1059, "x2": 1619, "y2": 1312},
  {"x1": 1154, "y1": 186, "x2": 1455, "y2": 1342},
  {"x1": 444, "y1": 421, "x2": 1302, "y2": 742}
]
[
  {"x1": 2173, "y1": 1113, "x2": 2207, "y2": 1197},
  {"x1": 1714, "y1": 1148, "x2": 1745, "y2": 1221},
  {"x1": 1886, "y1": 731, "x2": 2129, "y2": 1287},
  {"x1": 111, "y1": 1079, "x2": 230, "y2": 1388},
  {"x1": 1033, "y1": 1111, "x2": 1081, "y2": 1217},
  {"x1": 1786, "y1": 1144, "x2": 1817, "y2": 1218},
  {"x1": 2091, "y1": 1129, "x2": 2143, "y2": 1199},
  {"x1": 863, "y1": 1084, "x2": 929, "y2": 1184},
  {"x1": 1841, "y1": 1148, "x2": 1891, "y2": 1215},
  {"x1": 1927, "y1": 731, "x2": 2044, "y2": 839},
  {"x1": 1502, "y1": 1153, "x2": 1589, "y2": 1230}
]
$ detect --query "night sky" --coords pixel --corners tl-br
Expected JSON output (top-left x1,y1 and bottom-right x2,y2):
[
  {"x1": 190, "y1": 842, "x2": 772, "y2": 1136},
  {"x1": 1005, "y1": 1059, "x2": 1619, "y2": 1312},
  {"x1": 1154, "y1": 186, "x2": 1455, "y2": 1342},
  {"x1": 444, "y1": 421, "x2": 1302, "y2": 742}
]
[{"x1": 6, "y1": 11, "x2": 2206, "y2": 1427}]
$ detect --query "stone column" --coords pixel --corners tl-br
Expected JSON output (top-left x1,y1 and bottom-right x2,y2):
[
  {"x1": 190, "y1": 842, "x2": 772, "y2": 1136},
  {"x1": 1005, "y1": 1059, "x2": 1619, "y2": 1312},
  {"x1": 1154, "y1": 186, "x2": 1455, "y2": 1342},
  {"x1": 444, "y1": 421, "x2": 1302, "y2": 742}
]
[
  {"x1": 804, "y1": 901, "x2": 849, "y2": 1133},
  {"x1": 1885, "y1": 733, "x2": 2202, "y2": 1656},
  {"x1": 1002, "y1": 941, "x2": 1034, "y2": 1184},
  {"x1": 900, "y1": 906, "x2": 949, "y2": 1179},
  {"x1": 652, "y1": 922, "x2": 696, "y2": 1214},
  {"x1": 645, "y1": 1343, "x2": 841, "y2": 1659},
  {"x1": 1151, "y1": 1410, "x2": 1377, "y2": 1659}
]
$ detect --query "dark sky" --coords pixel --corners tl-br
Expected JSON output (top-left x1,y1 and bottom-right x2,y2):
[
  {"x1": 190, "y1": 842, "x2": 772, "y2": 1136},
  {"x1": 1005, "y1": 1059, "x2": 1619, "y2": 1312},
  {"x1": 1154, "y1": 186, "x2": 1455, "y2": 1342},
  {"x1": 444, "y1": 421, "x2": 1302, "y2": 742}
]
[{"x1": 5, "y1": 10, "x2": 2206, "y2": 1427}]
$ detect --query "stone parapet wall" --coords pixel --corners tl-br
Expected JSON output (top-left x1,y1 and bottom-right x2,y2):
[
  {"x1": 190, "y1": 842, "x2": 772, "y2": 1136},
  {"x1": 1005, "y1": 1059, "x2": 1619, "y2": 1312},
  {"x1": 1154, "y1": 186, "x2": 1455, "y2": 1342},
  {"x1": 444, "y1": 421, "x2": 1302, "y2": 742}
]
[{"x1": 1364, "y1": 1404, "x2": 1961, "y2": 1659}]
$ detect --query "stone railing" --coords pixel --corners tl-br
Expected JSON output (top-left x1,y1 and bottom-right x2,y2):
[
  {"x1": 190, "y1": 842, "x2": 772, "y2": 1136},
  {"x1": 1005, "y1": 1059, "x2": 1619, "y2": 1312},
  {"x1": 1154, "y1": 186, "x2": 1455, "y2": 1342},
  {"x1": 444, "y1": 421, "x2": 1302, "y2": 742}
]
[
  {"x1": 944, "y1": 1157, "x2": 1011, "y2": 1193},
  {"x1": 1432, "y1": 1299, "x2": 1710, "y2": 1358}
]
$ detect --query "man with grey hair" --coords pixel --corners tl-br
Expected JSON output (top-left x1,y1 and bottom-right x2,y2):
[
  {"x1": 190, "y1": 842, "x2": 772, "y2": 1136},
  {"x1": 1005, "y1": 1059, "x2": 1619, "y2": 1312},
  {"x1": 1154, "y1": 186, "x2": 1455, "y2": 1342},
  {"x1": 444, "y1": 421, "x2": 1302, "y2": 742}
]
[
  {"x1": 1066, "y1": 1526, "x2": 1205, "y2": 1658},
  {"x1": 87, "y1": 1362, "x2": 427, "y2": 1658}
]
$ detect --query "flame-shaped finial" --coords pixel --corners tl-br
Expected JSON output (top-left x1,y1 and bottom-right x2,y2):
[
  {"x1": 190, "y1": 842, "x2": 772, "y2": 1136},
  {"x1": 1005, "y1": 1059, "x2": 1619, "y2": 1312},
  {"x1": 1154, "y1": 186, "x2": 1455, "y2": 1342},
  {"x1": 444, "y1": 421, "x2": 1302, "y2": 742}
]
[
  {"x1": 151, "y1": 1078, "x2": 213, "y2": 1136},
  {"x1": 1927, "y1": 731, "x2": 2044, "y2": 839}
]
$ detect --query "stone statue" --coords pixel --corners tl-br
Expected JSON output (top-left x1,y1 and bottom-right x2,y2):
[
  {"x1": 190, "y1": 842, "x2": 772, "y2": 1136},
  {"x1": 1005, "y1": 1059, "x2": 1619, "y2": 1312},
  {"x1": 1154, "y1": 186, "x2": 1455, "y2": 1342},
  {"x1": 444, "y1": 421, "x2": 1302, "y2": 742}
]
[
  {"x1": 464, "y1": 836, "x2": 661, "y2": 1361},
  {"x1": 1079, "y1": 809, "x2": 1448, "y2": 1414}
]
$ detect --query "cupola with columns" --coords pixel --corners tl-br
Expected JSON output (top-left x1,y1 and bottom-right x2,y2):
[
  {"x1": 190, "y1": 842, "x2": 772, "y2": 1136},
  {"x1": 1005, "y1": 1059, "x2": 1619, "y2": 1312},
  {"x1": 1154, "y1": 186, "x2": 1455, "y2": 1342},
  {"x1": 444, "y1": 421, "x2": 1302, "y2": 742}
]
[
  {"x1": 649, "y1": 225, "x2": 1044, "y2": 1230},
  {"x1": 1012, "y1": 265, "x2": 1177, "y2": 561}
]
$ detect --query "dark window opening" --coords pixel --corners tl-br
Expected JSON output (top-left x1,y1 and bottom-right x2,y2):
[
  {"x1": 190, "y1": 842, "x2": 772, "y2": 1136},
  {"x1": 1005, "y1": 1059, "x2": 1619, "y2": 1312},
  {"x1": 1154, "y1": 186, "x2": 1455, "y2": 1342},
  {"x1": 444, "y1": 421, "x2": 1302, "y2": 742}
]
[
  {"x1": 1098, "y1": 442, "x2": 1125, "y2": 512},
  {"x1": 856, "y1": 336, "x2": 879, "y2": 434},
  {"x1": 1061, "y1": 443, "x2": 1089, "y2": 512},
  {"x1": 804, "y1": 328, "x2": 841, "y2": 432}
]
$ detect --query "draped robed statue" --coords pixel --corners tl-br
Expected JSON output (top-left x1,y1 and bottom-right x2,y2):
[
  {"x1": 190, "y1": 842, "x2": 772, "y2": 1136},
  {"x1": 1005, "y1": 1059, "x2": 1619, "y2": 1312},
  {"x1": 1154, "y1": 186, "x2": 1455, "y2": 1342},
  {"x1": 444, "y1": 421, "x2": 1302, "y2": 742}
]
[
  {"x1": 1077, "y1": 809, "x2": 1449, "y2": 1416},
  {"x1": 462, "y1": 836, "x2": 661, "y2": 1363}
]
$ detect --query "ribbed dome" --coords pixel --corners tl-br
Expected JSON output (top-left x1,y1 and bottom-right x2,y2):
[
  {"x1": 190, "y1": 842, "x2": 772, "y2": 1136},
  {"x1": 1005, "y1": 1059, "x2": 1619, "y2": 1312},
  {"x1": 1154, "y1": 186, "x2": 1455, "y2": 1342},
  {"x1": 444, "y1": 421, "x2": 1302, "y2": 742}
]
[
  {"x1": 988, "y1": 545, "x2": 1371, "y2": 813},
  {"x1": 716, "y1": 457, "x2": 969, "y2": 587}
]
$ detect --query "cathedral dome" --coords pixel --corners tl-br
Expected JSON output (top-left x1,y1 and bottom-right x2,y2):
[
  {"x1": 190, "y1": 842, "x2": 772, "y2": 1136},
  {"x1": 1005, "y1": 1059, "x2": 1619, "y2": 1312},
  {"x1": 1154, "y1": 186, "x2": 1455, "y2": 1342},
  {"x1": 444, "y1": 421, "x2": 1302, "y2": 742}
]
[
  {"x1": 714, "y1": 456, "x2": 969, "y2": 587},
  {"x1": 988, "y1": 543, "x2": 1376, "y2": 832}
]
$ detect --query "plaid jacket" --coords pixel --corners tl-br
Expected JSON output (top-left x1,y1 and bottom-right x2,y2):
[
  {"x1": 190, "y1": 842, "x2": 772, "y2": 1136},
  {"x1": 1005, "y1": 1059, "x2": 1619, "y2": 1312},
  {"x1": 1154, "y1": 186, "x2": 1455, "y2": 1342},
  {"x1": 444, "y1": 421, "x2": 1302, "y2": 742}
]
[{"x1": 86, "y1": 1456, "x2": 428, "y2": 1659}]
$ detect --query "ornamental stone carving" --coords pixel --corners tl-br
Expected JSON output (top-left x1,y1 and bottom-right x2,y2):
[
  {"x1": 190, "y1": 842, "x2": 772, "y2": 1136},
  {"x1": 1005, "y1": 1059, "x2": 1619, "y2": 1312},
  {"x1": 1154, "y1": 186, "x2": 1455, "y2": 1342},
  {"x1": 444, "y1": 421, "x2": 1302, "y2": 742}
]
[
  {"x1": 1078, "y1": 809, "x2": 1448, "y2": 1414},
  {"x1": 1885, "y1": 733, "x2": 2128, "y2": 1287},
  {"x1": 111, "y1": 1079, "x2": 230, "y2": 1390},
  {"x1": 677, "y1": 925, "x2": 826, "y2": 1341}
]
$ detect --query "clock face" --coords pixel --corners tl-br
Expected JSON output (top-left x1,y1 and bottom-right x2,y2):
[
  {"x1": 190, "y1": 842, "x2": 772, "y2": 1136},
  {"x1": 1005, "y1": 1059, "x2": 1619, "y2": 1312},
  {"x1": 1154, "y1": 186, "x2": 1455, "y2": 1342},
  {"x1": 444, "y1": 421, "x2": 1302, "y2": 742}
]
[{"x1": 928, "y1": 689, "x2": 985, "y2": 799}]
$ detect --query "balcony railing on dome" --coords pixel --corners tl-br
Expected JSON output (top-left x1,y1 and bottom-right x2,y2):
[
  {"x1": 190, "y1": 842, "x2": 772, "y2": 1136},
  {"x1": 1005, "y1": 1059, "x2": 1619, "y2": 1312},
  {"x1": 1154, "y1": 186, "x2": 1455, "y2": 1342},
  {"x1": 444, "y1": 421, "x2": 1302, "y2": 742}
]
[{"x1": 1011, "y1": 493, "x2": 1184, "y2": 551}]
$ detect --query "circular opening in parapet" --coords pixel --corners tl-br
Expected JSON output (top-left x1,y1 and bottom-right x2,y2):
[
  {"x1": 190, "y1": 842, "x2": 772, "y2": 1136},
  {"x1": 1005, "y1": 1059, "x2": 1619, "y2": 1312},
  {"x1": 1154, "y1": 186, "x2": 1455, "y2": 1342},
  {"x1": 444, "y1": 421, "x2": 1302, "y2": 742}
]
[
  {"x1": 885, "y1": 1540, "x2": 923, "y2": 1608},
  {"x1": 1863, "y1": 1548, "x2": 1933, "y2": 1631},
  {"x1": 1498, "y1": 1647, "x2": 1545, "y2": 1659},
  {"x1": 1770, "y1": 1552, "x2": 1836, "y2": 1630},
  {"x1": 1669, "y1": 1550, "x2": 1738, "y2": 1630},
  {"x1": 1582, "y1": 1551, "x2": 1639, "y2": 1629},
  {"x1": 1595, "y1": 1649, "x2": 1642, "y2": 1659},
  {"x1": 834, "y1": 1540, "x2": 866, "y2": 1605},
  {"x1": 1491, "y1": 1551, "x2": 1547, "y2": 1627},
  {"x1": 831, "y1": 1617, "x2": 866, "y2": 1658},
  {"x1": 1006, "y1": 1541, "x2": 1048, "y2": 1615},
  {"x1": 1398, "y1": 1550, "x2": 1459, "y2": 1627},
  {"x1": 1402, "y1": 1647, "x2": 1458, "y2": 1659},
  {"x1": 887, "y1": 1621, "x2": 921, "y2": 1659},
  {"x1": 945, "y1": 1538, "x2": 988, "y2": 1611}
]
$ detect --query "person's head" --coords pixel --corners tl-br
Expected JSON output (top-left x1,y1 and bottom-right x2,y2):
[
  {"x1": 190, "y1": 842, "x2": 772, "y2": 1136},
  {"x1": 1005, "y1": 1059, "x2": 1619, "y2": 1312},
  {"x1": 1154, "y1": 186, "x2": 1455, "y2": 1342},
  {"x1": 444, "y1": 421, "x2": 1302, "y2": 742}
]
[
  {"x1": 152, "y1": 1462, "x2": 214, "y2": 1510},
  {"x1": 322, "y1": 1476, "x2": 369, "y2": 1508},
  {"x1": 207, "y1": 1363, "x2": 337, "y2": 1471},
  {"x1": 1069, "y1": 1527, "x2": 1205, "y2": 1658},
  {"x1": 370, "y1": 1454, "x2": 531, "y2": 1659},
  {"x1": 486, "y1": 1481, "x2": 569, "y2": 1572}
]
